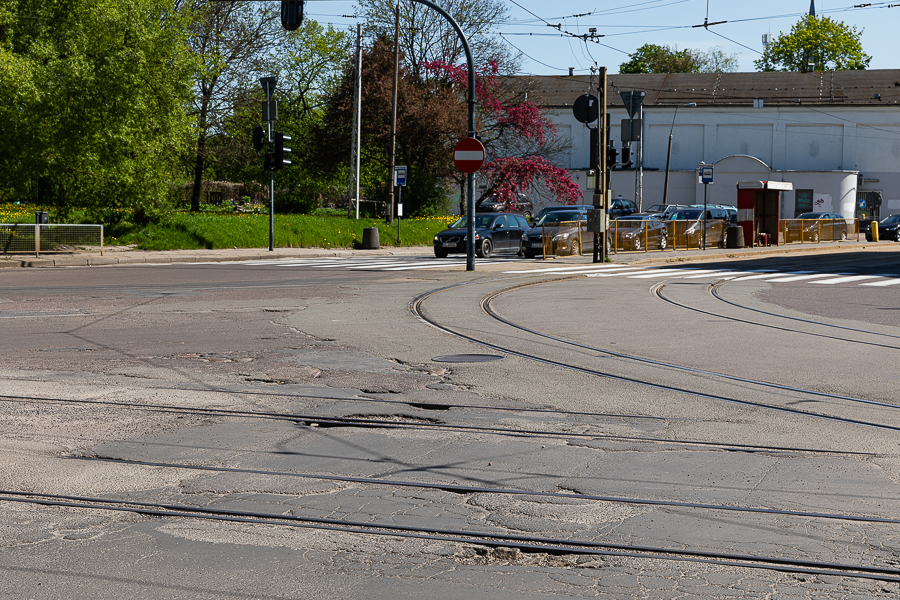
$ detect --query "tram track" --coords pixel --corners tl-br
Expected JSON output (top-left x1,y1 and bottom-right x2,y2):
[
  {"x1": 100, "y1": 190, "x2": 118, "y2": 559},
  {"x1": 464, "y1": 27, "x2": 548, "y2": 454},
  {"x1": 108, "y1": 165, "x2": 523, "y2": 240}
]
[
  {"x1": 410, "y1": 278, "x2": 900, "y2": 433},
  {"x1": 3, "y1": 489, "x2": 900, "y2": 583}
]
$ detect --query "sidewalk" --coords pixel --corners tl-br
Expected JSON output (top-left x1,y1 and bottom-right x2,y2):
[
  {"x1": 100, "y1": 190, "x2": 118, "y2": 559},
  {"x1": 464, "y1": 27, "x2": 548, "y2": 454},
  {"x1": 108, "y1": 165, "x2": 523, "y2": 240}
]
[{"x1": 0, "y1": 239, "x2": 895, "y2": 269}]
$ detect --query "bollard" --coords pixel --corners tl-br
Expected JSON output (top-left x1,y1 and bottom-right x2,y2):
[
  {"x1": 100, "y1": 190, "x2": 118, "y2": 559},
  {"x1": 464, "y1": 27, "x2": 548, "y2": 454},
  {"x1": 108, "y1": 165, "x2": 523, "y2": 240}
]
[
  {"x1": 873, "y1": 221, "x2": 879, "y2": 242},
  {"x1": 362, "y1": 227, "x2": 380, "y2": 249}
]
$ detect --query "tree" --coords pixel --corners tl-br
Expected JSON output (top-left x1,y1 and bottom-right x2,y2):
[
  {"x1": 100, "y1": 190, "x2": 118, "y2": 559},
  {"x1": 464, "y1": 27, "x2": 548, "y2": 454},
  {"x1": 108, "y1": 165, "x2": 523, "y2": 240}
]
[
  {"x1": 0, "y1": 0, "x2": 196, "y2": 211},
  {"x1": 183, "y1": 0, "x2": 278, "y2": 212},
  {"x1": 357, "y1": 0, "x2": 517, "y2": 79},
  {"x1": 310, "y1": 38, "x2": 467, "y2": 215},
  {"x1": 755, "y1": 15, "x2": 870, "y2": 72},
  {"x1": 619, "y1": 44, "x2": 738, "y2": 74},
  {"x1": 423, "y1": 61, "x2": 580, "y2": 210}
]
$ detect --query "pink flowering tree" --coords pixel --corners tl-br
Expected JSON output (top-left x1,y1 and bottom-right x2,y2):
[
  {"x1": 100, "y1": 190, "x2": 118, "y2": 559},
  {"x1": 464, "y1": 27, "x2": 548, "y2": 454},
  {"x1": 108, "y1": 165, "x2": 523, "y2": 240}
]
[{"x1": 422, "y1": 60, "x2": 580, "y2": 212}]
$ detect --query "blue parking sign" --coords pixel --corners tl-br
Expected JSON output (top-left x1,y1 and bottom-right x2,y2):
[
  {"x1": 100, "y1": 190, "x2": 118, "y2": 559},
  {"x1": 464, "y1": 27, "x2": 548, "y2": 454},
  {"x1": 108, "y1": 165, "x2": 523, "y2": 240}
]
[{"x1": 394, "y1": 166, "x2": 407, "y2": 186}]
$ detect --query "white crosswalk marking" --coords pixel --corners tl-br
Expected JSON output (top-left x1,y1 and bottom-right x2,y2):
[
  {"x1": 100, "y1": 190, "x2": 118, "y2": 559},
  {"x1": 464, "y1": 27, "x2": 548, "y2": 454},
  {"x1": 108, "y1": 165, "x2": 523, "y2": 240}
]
[
  {"x1": 205, "y1": 257, "x2": 900, "y2": 287},
  {"x1": 812, "y1": 275, "x2": 883, "y2": 285},
  {"x1": 862, "y1": 278, "x2": 900, "y2": 287}
]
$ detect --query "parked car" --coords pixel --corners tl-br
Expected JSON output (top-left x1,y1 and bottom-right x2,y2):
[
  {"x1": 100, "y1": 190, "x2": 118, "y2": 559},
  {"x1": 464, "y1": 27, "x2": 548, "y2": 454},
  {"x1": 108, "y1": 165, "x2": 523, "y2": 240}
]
[
  {"x1": 795, "y1": 212, "x2": 848, "y2": 242},
  {"x1": 433, "y1": 213, "x2": 531, "y2": 259},
  {"x1": 689, "y1": 204, "x2": 737, "y2": 222},
  {"x1": 608, "y1": 198, "x2": 637, "y2": 219},
  {"x1": 475, "y1": 194, "x2": 535, "y2": 220},
  {"x1": 866, "y1": 215, "x2": 900, "y2": 242},
  {"x1": 668, "y1": 208, "x2": 729, "y2": 248},
  {"x1": 532, "y1": 204, "x2": 592, "y2": 224},
  {"x1": 522, "y1": 211, "x2": 590, "y2": 258},
  {"x1": 611, "y1": 215, "x2": 668, "y2": 251},
  {"x1": 645, "y1": 204, "x2": 688, "y2": 219}
]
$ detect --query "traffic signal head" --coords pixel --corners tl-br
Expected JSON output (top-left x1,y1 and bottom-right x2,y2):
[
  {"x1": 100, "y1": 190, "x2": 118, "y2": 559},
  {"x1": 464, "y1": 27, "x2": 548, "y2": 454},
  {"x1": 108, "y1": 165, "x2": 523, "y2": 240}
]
[
  {"x1": 281, "y1": 0, "x2": 303, "y2": 30},
  {"x1": 620, "y1": 146, "x2": 632, "y2": 169},
  {"x1": 274, "y1": 131, "x2": 292, "y2": 171},
  {"x1": 606, "y1": 146, "x2": 618, "y2": 167},
  {"x1": 252, "y1": 125, "x2": 265, "y2": 152}
]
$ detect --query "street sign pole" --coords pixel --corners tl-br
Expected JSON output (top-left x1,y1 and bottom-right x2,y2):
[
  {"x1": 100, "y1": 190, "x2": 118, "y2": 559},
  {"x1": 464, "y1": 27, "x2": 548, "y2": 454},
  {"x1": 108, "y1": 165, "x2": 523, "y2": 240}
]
[
  {"x1": 699, "y1": 163, "x2": 714, "y2": 250},
  {"x1": 453, "y1": 137, "x2": 486, "y2": 269},
  {"x1": 394, "y1": 166, "x2": 406, "y2": 244}
]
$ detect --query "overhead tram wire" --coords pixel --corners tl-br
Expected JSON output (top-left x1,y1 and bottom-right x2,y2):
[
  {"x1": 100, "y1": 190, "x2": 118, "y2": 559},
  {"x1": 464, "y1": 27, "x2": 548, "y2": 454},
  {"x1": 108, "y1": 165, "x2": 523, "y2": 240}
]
[{"x1": 497, "y1": 34, "x2": 567, "y2": 72}]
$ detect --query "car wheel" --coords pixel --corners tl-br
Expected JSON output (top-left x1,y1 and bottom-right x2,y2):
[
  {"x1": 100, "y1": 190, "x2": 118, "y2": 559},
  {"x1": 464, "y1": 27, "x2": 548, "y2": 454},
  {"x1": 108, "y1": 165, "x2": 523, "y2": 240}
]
[
  {"x1": 659, "y1": 235, "x2": 667, "y2": 250},
  {"x1": 633, "y1": 237, "x2": 642, "y2": 251},
  {"x1": 840, "y1": 230, "x2": 847, "y2": 241},
  {"x1": 476, "y1": 238, "x2": 492, "y2": 258},
  {"x1": 895, "y1": 231, "x2": 900, "y2": 242},
  {"x1": 812, "y1": 231, "x2": 819, "y2": 243},
  {"x1": 571, "y1": 239, "x2": 581, "y2": 256},
  {"x1": 434, "y1": 248, "x2": 449, "y2": 259}
]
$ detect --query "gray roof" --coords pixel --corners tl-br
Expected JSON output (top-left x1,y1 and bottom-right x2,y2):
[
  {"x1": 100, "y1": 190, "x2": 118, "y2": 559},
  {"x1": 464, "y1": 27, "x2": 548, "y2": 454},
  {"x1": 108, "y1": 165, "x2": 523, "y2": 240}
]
[{"x1": 521, "y1": 70, "x2": 900, "y2": 108}]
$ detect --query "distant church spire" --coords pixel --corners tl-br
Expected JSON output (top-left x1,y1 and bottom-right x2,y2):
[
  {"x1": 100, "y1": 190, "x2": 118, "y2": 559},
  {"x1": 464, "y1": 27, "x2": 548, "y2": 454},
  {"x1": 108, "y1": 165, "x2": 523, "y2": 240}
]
[{"x1": 809, "y1": 0, "x2": 816, "y2": 16}]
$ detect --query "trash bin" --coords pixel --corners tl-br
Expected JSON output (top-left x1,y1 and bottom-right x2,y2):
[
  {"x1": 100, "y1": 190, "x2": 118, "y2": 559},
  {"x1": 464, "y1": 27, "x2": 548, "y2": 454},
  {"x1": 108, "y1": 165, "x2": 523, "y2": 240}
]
[
  {"x1": 725, "y1": 225, "x2": 744, "y2": 249},
  {"x1": 362, "y1": 227, "x2": 380, "y2": 249},
  {"x1": 35, "y1": 211, "x2": 49, "y2": 225}
]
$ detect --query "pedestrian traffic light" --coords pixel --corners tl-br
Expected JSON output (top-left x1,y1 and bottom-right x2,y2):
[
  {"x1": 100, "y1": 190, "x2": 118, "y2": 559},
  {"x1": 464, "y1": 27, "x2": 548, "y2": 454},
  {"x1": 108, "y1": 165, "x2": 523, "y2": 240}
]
[
  {"x1": 274, "y1": 131, "x2": 291, "y2": 171},
  {"x1": 281, "y1": 0, "x2": 303, "y2": 30}
]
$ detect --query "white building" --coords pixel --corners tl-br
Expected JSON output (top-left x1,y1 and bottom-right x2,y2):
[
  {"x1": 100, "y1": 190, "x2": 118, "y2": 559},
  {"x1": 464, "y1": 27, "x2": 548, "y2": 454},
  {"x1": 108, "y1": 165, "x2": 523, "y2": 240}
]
[{"x1": 525, "y1": 70, "x2": 900, "y2": 219}]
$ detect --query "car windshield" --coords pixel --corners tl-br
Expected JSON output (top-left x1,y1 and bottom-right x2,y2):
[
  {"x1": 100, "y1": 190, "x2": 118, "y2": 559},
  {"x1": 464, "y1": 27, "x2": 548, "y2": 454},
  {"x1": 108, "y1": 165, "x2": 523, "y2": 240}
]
[
  {"x1": 450, "y1": 215, "x2": 496, "y2": 229},
  {"x1": 797, "y1": 213, "x2": 826, "y2": 219},
  {"x1": 645, "y1": 205, "x2": 667, "y2": 213},
  {"x1": 881, "y1": 215, "x2": 900, "y2": 224},
  {"x1": 536, "y1": 212, "x2": 583, "y2": 225},
  {"x1": 669, "y1": 210, "x2": 703, "y2": 220}
]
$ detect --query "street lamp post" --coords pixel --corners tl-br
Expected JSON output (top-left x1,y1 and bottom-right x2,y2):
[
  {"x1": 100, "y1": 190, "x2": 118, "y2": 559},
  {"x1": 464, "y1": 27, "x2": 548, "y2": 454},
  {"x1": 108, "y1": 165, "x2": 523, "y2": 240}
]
[{"x1": 662, "y1": 103, "x2": 696, "y2": 206}]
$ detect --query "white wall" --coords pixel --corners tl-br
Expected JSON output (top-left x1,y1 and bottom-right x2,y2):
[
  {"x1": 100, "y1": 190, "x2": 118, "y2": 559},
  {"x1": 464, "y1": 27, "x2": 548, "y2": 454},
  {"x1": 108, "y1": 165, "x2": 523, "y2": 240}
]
[{"x1": 547, "y1": 104, "x2": 900, "y2": 216}]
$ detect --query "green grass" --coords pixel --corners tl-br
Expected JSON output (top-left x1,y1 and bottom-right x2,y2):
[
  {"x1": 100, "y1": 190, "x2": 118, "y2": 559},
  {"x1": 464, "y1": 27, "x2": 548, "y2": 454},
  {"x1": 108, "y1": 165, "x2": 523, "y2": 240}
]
[{"x1": 3, "y1": 203, "x2": 459, "y2": 251}]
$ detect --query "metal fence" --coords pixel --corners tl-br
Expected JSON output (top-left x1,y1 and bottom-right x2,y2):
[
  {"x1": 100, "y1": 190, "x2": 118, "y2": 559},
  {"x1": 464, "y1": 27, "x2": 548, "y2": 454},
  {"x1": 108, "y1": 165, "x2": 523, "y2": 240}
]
[
  {"x1": 0, "y1": 224, "x2": 104, "y2": 256},
  {"x1": 780, "y1": 218, "x2": 858, "y2": 244},
  {"x1": 538, "y1": 221, "x2": 585, "y2": 256},
  {"x1": 609, "y1": 219, "x2": 726, "y2": 253}
]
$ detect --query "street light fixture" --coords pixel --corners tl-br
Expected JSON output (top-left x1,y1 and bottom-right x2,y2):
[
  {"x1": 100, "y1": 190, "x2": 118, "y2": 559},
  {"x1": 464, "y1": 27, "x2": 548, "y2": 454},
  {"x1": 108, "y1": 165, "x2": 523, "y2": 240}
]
[{"x1": 662, "y1": 102, "x2": 696, "y2": 206}]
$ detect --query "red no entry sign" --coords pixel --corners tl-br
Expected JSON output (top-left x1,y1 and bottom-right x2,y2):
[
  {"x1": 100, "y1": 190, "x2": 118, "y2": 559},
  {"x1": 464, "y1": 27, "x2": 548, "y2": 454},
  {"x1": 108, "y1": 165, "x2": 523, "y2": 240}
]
[{"x1": 454, "y1": 137, "x2": 485, "y2": 173}]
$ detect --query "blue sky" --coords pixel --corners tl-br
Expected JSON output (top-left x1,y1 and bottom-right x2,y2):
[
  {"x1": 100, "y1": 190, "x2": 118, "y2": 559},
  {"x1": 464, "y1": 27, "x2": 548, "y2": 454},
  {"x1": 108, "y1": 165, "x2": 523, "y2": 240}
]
[{"x1": 307, "y1": 1, "x2": 898, "y2": 75}]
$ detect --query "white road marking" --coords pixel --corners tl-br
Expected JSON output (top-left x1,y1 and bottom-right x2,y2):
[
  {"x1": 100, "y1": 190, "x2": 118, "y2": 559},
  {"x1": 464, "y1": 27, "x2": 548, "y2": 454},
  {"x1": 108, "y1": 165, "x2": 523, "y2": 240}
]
[
  {"x1": 812, "y1": 275, "x2": 883, "y2": 285},
  {"x1": 764, "y1": 273, "x2": 837, "y2": 283},
  {"x1": 861, "y1": 278, "x2": 900, "y2": 287}
]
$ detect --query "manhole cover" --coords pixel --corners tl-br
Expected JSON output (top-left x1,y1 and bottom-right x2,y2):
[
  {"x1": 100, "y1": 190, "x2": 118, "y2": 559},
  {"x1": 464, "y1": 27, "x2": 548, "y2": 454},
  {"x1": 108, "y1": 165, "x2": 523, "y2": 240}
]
[{"x1": 431, "y1": 354, "x2": 504, "y2": 363}]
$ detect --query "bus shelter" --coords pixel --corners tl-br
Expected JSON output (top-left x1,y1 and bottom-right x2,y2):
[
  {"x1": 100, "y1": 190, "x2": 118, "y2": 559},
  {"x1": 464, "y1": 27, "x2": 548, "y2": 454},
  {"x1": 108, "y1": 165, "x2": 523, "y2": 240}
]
[{"x1": 736, "y1": 181, "x2": 793, "y2": 247}]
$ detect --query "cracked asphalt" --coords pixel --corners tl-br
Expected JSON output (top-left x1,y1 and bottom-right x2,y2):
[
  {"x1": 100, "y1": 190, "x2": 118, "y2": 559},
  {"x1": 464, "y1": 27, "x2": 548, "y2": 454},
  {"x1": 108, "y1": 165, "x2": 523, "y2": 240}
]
[{"x1": 1, "y1": 245, "x2": 899, "y2": 598}]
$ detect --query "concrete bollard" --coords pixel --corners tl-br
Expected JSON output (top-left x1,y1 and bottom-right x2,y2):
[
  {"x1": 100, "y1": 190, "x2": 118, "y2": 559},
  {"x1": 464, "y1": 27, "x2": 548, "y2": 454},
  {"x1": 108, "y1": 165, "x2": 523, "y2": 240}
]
[{"x1": 362, "y1": 227, "x2": 380, "y2": 249}]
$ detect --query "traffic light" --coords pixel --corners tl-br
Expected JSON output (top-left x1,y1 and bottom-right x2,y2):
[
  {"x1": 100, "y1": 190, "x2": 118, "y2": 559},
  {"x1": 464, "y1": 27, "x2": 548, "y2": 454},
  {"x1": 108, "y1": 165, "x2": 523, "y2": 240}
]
[
  {"x1": 280, "y1": 0, "x2": 303, "y2": 30},
  {"x1": 606, "y1": 146, "x2": 618, "y2": 168},
  {"x1": 620, "y1": 146, "x2": 632, "y2": 169},
  {"x1": 252, "y1": 125, "x2": 265, "y2": 152},
  {"x1": 274, "y1": 131, "x2": 291, "y2": 171},
  {"x1": 264, "y1": 150, "x2": 275, "y2": 172}
]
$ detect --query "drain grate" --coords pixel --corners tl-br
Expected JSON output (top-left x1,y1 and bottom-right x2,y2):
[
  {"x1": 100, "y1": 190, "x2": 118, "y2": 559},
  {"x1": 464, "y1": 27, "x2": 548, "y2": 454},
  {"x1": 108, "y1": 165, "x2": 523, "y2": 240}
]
[{"x1": 431, "y1": 354, "x2": 504, "y2": 363}]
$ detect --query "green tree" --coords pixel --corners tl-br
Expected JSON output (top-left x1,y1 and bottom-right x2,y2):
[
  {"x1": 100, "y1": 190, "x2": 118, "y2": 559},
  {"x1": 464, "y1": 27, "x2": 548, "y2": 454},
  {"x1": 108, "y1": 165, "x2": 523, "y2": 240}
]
[
  {"x1": 0, "y1": 0, "x2": 197, "y2": 212},
  {"x1": 619, "y1": 44, "x2": 737, "y2": 74},
  {"x1": 755, "y1": 15, "x2": 870, "y2": 72}
]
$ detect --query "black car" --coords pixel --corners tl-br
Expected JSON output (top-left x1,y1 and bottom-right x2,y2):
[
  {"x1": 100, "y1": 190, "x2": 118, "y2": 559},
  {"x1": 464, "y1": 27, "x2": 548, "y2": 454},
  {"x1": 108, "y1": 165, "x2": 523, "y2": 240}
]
[
  {"x1": 608, "y1": 198, "x2": 637, "y2": 219},
  {"x1": 523, "y1": 210, "x2": 591, "y2": 258},
  {"x1": 532, "y1": 204, "x2": 592, "y2": 223},
  {"x1": 475, "y1": 194, "x2": 535, "y2": 220},
  {"x1": 433, "y1": 213, "x2": 531, "y2": 258},
  {"x1": 866, "y1": 214, "x2": 900, "y2": 242}
]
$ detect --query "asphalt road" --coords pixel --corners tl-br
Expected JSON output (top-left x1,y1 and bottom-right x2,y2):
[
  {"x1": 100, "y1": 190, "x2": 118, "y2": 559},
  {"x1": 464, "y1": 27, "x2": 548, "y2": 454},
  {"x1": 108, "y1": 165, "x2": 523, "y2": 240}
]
[{"x1": 1, "y1": 247, "x2": 899, "y2": 599}]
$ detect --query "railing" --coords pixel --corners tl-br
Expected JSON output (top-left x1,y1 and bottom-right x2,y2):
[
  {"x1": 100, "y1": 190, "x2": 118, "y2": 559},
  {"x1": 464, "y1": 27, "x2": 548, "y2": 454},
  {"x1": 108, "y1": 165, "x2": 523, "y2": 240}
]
[
  {"x1": 608, "y1": 219, "x2": 725, "y2": 253},
  {"x1": 538, "y1": 221, "x2": 585, "y2": 256},
  {"x1": 780, "y1": 218, "x2": 858, "y2": 244},
  {"x1": 0, "y1": 224, "x2": 104, "y2": 257}
]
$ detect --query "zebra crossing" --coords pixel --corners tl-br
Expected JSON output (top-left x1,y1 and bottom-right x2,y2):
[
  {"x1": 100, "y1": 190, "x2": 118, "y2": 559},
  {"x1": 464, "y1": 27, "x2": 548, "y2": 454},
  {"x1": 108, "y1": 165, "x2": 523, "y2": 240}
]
[
  {"x1": 223, "y1": 256, "x2": 519, "y2": 271},
  {"x1": 207, "y1": 256, "x2": 899, "y2": 287},
  {"x1": 501, "y1": 263, "x2": 900, "y2": 288}
]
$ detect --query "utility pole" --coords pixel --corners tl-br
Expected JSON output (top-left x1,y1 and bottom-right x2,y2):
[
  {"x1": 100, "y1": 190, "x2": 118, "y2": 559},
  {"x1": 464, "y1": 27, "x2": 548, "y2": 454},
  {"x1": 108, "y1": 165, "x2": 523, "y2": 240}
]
[
  {"x1": 593, "y1": 67, "x2": 607, "y2": 263},
  {"x1": 347, "y1": 23, "x2": 362, "y2": 219},
  {"x1": 387, "y1": 0, "x2": 400, "y2": 225}
]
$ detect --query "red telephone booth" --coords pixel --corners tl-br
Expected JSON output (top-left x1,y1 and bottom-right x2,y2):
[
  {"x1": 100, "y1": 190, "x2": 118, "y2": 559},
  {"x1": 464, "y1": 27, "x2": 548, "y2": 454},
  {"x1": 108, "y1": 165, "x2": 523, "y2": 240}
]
[{"x1": 736, "y1": 181, "x2": 793, "y2": 247}]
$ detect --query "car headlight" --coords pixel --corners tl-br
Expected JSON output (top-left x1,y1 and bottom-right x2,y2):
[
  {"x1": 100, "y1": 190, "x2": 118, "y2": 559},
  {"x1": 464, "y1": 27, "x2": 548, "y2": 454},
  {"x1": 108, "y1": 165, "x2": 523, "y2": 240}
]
[
  {"x1": 434, "y1": 235, "x2": 439, "y2": 242},
  {"x1": 553, "y1": 233, "x2": 570, "y2": 241}
]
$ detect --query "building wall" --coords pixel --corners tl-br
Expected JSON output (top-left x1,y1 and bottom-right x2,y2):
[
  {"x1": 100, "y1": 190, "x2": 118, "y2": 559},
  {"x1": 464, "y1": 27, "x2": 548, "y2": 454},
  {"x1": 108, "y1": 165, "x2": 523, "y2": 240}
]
[{"x1": 550, "y1": 104, "x2": 900, "y2": 217}]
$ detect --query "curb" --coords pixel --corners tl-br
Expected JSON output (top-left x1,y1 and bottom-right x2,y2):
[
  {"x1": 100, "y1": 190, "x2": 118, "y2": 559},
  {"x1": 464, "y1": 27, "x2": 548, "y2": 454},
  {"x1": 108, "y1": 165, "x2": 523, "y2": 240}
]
[{"x1": 0, "y1": 241, "x2": 895, "y2": 269}]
